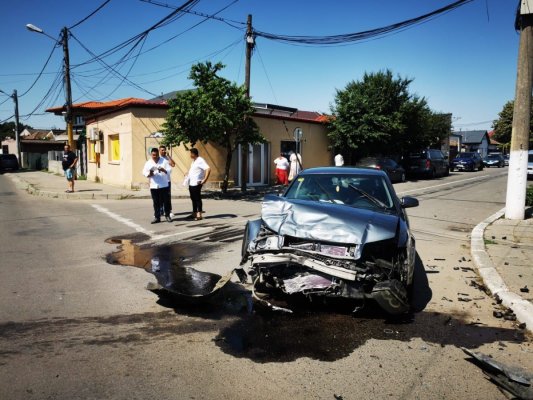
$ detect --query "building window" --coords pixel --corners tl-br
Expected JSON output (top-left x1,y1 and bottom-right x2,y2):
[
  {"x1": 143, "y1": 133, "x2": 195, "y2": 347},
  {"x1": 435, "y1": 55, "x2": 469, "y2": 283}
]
[
  {"x1": 109, "y1": 134, "x2": 120, "y2": 163},
  {"x1": 74, "y1": 115, "x2": 84, "y2": 126}
]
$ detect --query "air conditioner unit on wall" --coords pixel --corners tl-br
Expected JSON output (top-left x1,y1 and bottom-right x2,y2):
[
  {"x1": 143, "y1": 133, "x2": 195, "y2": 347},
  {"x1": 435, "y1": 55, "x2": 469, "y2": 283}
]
[{"x1": 89, "y1": 127, "x2": 99, "y2": 141}]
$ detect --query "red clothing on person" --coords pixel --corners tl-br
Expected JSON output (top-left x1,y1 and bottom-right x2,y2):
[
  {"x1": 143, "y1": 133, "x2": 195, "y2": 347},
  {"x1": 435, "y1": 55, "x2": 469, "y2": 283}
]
[{"x1": 276, "y1": 168, "x2": 289, "y2": 185}]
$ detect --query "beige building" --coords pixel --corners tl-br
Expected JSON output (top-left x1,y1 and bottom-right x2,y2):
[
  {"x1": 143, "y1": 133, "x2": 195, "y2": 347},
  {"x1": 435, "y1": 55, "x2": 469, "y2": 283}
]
[{"x1": 74, "y1": 98, "x2": 331, "y2": 189}]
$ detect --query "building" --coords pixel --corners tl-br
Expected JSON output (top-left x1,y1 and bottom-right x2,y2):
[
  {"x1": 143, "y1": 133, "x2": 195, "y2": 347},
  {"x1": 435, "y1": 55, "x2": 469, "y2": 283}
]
[
  {"x1": 454, "y1": 130, "x2": 490, "y2": 158},
  {"x1": 64, "y1": 97, "x2": 331, "y2": 189}
]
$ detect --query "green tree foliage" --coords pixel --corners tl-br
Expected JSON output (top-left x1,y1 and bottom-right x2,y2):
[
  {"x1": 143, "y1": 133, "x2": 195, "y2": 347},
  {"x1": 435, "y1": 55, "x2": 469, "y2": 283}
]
[
  {"x1": 492, "y1": 100, "x2": 533, "y2": 145},
  {"x1": 162, "y1": 62, "x2": 264, "y2": 192},
  {"x1": 0, "y1": 121, "x2": 32, "y2": 142},
  {"x1": 327, "y1": 70, "x2": 450, "y2": 162}
]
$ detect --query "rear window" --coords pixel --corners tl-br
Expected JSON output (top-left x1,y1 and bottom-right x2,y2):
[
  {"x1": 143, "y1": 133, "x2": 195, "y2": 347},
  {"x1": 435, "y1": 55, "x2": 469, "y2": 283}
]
[{"x1": 409, "y1": 152, "x2": 427, "y2": 160}]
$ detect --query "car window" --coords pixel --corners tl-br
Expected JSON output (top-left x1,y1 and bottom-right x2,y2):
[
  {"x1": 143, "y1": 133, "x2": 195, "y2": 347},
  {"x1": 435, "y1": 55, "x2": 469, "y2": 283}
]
[
  {"x1": 430, "y1": 150, "x2": 442, "y2": 160},
  {"x1": 285, "y1": 174, "x2": 395, "y2": 211}
]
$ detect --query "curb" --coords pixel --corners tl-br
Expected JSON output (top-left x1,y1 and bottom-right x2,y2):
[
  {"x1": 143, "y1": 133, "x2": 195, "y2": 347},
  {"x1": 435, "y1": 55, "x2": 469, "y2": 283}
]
[{"x1": 470, "y1": 207, "x2": 533, "y2": 333}]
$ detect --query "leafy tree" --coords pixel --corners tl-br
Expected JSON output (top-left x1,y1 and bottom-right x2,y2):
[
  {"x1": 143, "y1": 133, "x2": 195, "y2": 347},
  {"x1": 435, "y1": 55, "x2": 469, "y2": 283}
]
[
  {"x1": 0, "y1": 122, "x2": 32, "y2": 142},
  {"x1": 492, "y1": 100, "x2": 533, "y2": 145},
  {"x1": 162, "y1": 62, "x2": 264, "y2": 192},
  {"x1": 327, "y1": 70, "x2": 448, "y2": 162}
]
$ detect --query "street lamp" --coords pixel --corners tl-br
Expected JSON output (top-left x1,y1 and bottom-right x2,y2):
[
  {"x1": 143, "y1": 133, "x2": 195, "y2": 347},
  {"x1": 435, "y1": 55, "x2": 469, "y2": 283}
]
[
  {"x1": 26, "y1": 23, "x2": 74, "y2": 148},
  {"x1": 0, "y1": 89, "x2": 21, "y2": 163}
]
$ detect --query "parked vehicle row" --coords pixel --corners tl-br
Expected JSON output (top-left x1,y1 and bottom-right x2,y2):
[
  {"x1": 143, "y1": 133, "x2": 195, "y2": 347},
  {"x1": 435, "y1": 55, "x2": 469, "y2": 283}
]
[
  {"x1": 0, "y1": 154, "x2": 19, "y2": 172},
  {"x1": 483, "y1": 153, "x2": 505, "y2": 168},
  {"x1": 450, "y1": 152, "x2": 484, "y2": 172}
]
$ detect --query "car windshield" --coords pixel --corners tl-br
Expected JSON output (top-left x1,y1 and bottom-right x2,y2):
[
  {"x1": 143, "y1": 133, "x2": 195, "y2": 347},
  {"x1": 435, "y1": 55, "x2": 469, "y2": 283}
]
[
  {"x1": 458, "y1": 153, "x2": 474, "y2": 158},
  {"x1": 284, "y1": 173, "x2": 395, "y2": 212}
]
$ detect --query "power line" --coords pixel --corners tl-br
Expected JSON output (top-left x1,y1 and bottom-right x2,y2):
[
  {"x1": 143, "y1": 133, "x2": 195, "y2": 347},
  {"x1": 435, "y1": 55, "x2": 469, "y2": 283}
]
[
  {"x1": 255, "y1": 0, "x2": 474, "y2": 46},
  {"x1": 69, "y1": 0, "x2": 113, "y2": 30},
  {"x1": 0, "y1": 114, "x2": 14, "y2": 124},
  {"x1": 18, "y1": 40, "x2": 60, "y2": 97}
]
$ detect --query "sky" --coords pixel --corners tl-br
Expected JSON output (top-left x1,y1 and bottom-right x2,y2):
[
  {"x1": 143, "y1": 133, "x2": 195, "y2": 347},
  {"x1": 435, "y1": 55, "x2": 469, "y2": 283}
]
[{"x1": 0, "y1": 0, "x2": 520, "y2": 132}]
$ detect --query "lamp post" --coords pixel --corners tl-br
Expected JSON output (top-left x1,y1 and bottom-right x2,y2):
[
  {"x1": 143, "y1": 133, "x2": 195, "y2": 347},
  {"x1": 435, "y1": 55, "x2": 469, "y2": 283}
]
[
  {"x1": 0, "y1": 89, "x2": 21, "y2": 162},
  {"x1": 26, "y1": 23, "x2": 74, "y2": 148}
]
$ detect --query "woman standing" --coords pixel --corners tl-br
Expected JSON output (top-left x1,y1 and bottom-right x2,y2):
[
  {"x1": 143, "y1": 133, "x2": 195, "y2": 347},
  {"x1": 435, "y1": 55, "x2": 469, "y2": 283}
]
[
  {"x1": 288, "y1": 151, "x2": 302, "y2": 182},
  {"x1": 187, "y1": 148, "x2": 211, "y2": 221}
]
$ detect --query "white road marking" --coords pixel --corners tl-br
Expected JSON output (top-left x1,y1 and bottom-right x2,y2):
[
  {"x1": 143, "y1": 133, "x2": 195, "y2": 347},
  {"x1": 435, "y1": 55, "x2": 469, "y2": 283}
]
[
  {"x1": 91, "y1": 204, "x2": 154, "y2": 237},
  {"x1": 396, "y1": 174, "x2": 494, "y2": 195}
]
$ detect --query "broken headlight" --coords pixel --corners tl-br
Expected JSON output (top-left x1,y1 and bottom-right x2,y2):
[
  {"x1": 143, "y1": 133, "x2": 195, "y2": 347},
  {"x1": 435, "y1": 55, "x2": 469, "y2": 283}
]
[{"x1": 249, "y1": 235, "x2": 284, "y2": 252}]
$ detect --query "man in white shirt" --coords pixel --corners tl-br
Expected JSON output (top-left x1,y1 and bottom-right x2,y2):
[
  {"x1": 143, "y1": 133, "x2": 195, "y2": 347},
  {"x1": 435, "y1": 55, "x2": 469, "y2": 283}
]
[
  {"x1": 334, "y1": 153, "x2": 344, "y2": 166},
  {"x1": 187, "y1": 148, "x2": 211, "y2": 221},
  {"x1": 142, "y1": 147, "x2": 171, "y2": 223},
  {"x1": 273, "y1": 153, "x2": 289, "y2": 185}
]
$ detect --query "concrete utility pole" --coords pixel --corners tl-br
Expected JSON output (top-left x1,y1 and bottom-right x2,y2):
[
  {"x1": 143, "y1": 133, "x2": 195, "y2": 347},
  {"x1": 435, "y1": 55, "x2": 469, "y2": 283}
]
[
  {"x1": 241, "y1": 14, "x2": 254, "y2": 191},
  {"x1": 505, "y1": 5, "x2": 533, "y2": 220},
  {"x1": 62, "y1": 26, "x2": 74, "y2": 149}
]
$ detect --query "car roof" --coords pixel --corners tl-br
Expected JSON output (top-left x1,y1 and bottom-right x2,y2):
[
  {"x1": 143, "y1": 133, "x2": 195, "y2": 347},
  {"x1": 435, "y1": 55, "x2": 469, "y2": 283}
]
[{"x1": 299, "y1": 166, "x2": 387, "y2": 176}]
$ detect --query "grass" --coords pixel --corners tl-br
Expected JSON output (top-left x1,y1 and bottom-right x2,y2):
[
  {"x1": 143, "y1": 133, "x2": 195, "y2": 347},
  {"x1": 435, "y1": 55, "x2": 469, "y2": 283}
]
[{"x1": 484, "y1": 239, "x2": 497, "y2": 245}]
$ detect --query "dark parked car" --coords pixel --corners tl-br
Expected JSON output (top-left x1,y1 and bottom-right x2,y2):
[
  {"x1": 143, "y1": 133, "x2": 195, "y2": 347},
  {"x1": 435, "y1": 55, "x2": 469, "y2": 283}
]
[
  {"x1": 0, "y1": 154, "x2": 19, "y2": 172},
  {"x1": 483, "y1": 154, "x2": 505, "y2": 168},
  {"x1": 356, "y1": 157, "x2": 406, "y2": 183},
  {"x1": 404, "y1": 149, "x2": 449, "y2": 179},
  {"x1": 241, "y1": 167, "x2": 419, "y2": 315},
  {"x1": 450, "y1": 152, "x2": 484, "y2": 172},
  {"x1": 503, "y1": 154, "x2": 509, "y2": 166}
]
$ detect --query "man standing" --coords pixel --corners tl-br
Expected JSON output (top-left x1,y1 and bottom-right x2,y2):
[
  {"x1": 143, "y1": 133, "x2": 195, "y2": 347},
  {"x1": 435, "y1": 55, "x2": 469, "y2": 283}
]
[
  {"x1": 143, "y1": 147, "x2": 171, "y2": 224},
  {"x1": 187, "y1": 148, "x2": 210, "y2": 221},
  {"x1": 334, "y1": 153, "x2": 344, "y2": 166},
  {"x1": 159, "y1": 145, "x2": 176, "y2": 218},
  {"x1": 273, "y1": 153, "x2": 289, "y2": 185},
  {"x1": 62, "y1": 144, "x2": 78, "y2": 193}
]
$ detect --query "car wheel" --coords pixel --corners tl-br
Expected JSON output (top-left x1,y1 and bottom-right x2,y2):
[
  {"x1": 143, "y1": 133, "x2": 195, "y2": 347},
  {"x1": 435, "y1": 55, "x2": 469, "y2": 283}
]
[
  {"x1": 478, "y1": 164, "x2": 483, "y2": 171},
  {"x1": 444, "y1": 167, "x2": 450, "y2": 177},
  {"x1": 429, "y1": 169, "x2": 436, "y2": 179}
]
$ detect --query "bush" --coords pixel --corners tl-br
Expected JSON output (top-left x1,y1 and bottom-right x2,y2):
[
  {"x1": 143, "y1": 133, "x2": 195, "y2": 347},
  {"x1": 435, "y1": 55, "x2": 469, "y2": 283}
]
[{"x1": 527, "y1": 185, "x2": 533, "y2": 206}]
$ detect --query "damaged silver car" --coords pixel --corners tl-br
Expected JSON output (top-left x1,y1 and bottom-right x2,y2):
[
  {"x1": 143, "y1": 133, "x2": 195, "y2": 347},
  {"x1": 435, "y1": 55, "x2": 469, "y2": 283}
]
[{"x1": 241, "y1": 167, "x2": 419, "y2": 314}]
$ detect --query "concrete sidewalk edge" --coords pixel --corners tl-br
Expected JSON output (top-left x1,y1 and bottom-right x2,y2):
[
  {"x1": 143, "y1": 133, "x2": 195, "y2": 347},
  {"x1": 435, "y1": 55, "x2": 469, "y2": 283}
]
[{"x1": 470, "y1": 207, "x2": 533, "y2": 333}]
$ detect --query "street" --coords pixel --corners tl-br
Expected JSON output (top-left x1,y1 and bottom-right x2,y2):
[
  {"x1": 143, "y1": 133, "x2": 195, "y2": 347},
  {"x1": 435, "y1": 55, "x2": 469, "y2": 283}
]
[{"x1": 1, "y1": 167, "x2": 532, "y2": 400}]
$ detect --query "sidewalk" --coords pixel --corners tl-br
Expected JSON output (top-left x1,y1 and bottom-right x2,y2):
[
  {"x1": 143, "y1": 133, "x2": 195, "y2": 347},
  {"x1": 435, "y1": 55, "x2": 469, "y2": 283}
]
[
  {"x1": 4, "y1": 170, "x2": 279, "y2": 200},
  {"x1": 471, "y1": 208, "x2": 533, "y2": 333}
]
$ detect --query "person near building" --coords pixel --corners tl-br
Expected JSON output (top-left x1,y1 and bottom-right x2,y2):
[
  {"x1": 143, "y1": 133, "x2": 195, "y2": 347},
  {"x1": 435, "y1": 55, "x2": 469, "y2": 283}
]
[
  {"x1": 288, "y1": 151, "x2": 302, "y2": 182},
  {"x1": 62, "y1": 144, "x2": 78, "y2": 193},
  {"x1": 273, "y1": 153, "x2": 289, "y2": 185},
  {"x1": 142, "y1": 147, "x2": 171, "y2": 224},
  {"x1": 187, "y1": 148, "x2": 211, "y2": 221},
  {"x1": 159, "y1": 145, "x2": 176, "y2": 218},
  {"x1": 334, "y1": 153, "x2": 344, "y2": 166}
]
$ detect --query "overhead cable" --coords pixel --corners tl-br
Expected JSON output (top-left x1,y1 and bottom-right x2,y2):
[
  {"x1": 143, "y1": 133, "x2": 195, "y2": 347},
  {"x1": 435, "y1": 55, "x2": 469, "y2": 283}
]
[
  {"x1": 19, "y1": 41, "x2": 60, "y2": 97},
  {"x1": 69, "y1": 0, "x2": 113, "y2": 30},
  {"x1": 254, "y1": 0, "x2": 474, "y2": 46}
]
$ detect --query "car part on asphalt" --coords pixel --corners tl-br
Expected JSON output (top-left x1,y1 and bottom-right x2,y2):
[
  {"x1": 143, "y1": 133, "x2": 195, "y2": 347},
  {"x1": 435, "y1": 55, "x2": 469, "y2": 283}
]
[{"x1": 462, "y1": 347, "x2": 533, "y2": 400}]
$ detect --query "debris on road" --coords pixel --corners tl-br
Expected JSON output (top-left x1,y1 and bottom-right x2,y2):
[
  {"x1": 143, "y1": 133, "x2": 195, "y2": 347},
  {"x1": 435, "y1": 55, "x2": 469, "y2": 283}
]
[
  {"x1": 520, "y1": 286, "x2": 530, "y2": 293},
  {"x1": 462, "y1": 348, "x2": 533, "y2": 400},
  {"x1": 458, "y1": 297, "x2": 472, "y2": 302}
]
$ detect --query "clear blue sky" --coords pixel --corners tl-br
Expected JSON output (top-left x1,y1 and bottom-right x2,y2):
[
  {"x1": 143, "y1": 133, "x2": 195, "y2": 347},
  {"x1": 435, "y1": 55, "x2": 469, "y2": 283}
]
[{"x1": 0, "y1": 0, "x2": 519, "y2": 131}]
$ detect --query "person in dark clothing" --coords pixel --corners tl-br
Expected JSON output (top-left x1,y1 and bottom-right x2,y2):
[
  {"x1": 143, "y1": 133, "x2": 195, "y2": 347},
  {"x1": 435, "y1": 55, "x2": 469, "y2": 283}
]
[
  {"x1": 62, "y1": 144, "x2": 78, "y2": 193},
  {"x1": 142, "y1": 148, "x2": 172, "y2": 223},
  {"x1": 186, "y1": 148, "x2": 211, "y2": 221}
]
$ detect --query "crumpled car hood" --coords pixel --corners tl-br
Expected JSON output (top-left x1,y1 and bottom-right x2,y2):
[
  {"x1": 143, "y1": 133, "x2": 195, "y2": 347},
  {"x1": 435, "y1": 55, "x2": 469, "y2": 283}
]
[{"x1": 261, "y1": 194, "x2": 399, "y2": 245}]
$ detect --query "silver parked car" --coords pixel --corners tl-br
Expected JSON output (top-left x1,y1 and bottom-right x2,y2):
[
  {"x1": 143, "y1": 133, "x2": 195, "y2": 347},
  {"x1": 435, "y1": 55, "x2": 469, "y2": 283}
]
[{"x1": 241, "y1": 167, "x2": 419, "y2": 314}]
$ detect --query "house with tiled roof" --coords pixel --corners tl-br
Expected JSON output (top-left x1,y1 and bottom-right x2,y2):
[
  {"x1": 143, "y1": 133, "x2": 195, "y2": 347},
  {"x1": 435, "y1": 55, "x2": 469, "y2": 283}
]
[
  {"x1": 454, "y1": 130, "x2": 490, "y2": 158},
  {"x1": 46, "y1": 97, "x2": 331, "y2": 189}
]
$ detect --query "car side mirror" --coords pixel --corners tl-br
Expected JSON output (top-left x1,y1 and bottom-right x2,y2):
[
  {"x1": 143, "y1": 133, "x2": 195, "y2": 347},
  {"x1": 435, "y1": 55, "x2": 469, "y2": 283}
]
[{"x1": 401, "y1": 196, "x2": 419, "y2": 208}]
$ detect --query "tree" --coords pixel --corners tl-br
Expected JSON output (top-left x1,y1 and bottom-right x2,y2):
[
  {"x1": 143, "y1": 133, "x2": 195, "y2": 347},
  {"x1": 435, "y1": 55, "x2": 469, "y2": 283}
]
[
  {"x1": 492, "y1": 100, "x2": 533, "y2": 145},
  {"x1": 162, "y1": 62, "x2": 264, "y2": 193},
  {"x1": 327, "y1": 70, "x2": 447, "y2": 162},
  {"x1": 0, "y1": 122, "x2": 32, "y2": 142}
]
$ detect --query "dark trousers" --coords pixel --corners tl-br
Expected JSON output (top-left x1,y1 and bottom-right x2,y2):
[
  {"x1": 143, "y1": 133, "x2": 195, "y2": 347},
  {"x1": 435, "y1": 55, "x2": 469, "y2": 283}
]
[
  {"x1": 189, "y1": 184, "x2": 203, "y2": 213},
  {"x1": 151, "y1": 187, "x2": 170, "y2": 219},
  {"x1": 160, "y1": 182, "x2": 173, "y2": 214}
]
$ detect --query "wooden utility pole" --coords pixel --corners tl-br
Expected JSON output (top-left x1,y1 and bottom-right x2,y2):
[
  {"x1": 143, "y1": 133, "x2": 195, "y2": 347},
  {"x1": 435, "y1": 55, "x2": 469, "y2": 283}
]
[
  {"x1": 505, "y1": 9, "x2": 533, "y2": 220},
  {"x1": 241, "y1": 14, "x2": 254, "y2": 191},
  {"x1": 12, "y1": 90, "x2": 21, "y2": 163},
  {"x1": 62, "y1": 27, "x2": 74, "y2": 149}
]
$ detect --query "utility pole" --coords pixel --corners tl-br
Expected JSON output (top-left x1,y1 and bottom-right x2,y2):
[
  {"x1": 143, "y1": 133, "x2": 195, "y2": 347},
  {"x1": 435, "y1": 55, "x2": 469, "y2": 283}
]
[
  {"x1": 62, "y1": 26, "x2": 74, "y2": 149},
  {"x1": 13, "y1": 90, "x2": 21, "y2": 163},
  {"x1": 241, "y1": 14, "x2": 254, "y2": 191},
  {"x1": 505, "y1": 7, "x2": 533, "y2": 220}
]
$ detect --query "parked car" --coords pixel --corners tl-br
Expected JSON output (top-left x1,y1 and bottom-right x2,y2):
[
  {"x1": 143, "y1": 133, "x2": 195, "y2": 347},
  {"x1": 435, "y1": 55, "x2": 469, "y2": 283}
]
[
  {"x1": 404, "y1": 149, "x2": 449, "y2": 179},
  {"x1": 450, "y1": 152, "x2": 484, "y2": 172},
  {"x1": 483, "y1": 153, "x2": 505, "y2": 168},
  {"x1": 241, "y1": 167, "x2": 419, "y2": 315},
  {"x1": 0, "y1": 154, "x2": 19, "y2": 172},
  {"x1": 503, "y1": 154, "x2": 510, "y2": 166},
  {"x1": 527, "y1": 150, "x2": 533, "y2": 179},
  {"x1": 356, "y1": 157, "x2": 406, "y2": 183}
]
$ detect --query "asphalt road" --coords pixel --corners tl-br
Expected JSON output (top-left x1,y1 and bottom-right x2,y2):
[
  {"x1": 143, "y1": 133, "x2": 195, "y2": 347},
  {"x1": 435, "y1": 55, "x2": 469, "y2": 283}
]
[{"x1": 0, "y1": 167, "x2": 531, "y2": 400}]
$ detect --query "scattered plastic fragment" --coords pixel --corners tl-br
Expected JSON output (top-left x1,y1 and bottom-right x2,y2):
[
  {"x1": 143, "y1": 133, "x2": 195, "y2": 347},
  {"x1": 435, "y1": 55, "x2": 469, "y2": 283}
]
[
  {"x1": 453, "y1": 266, "x2": 460, "y2": 270},
  {"x1": 493, "y1": 311, "x2": 503, "y2": 318},
  {"x1": 520, "y1": 286, "x2": 530, "y2": 293},
  {"x1": 462, "y1": 348, "x2": 533, "y2": 399},
  {"x1": 504, "y1": 262, "x2": 509, "y2": 266},
  {"x1": 518, "y1": 323, "x2": 527, "y2": 330},
  {"x1": 458, "y1": 297, "x2": 472, "y2": 302},
  {"x1": 434, "y1": 258, "x2": 446, "y2": 261},
  {"x1": 502, "y1": 236, "x2": 507, "y2": 240}
]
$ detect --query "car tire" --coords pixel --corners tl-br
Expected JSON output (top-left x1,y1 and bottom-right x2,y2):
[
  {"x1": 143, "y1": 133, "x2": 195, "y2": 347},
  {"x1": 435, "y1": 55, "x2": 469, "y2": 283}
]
[
  {"x1": 478, "y1": 164, "x2": 483, "y2": 171},
  {"x1": 444, "y1": 167, "x2": 450, "y2": 177},
  {"x1": 429, "y1": 169, "x2": 436, "y2": 179}
]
